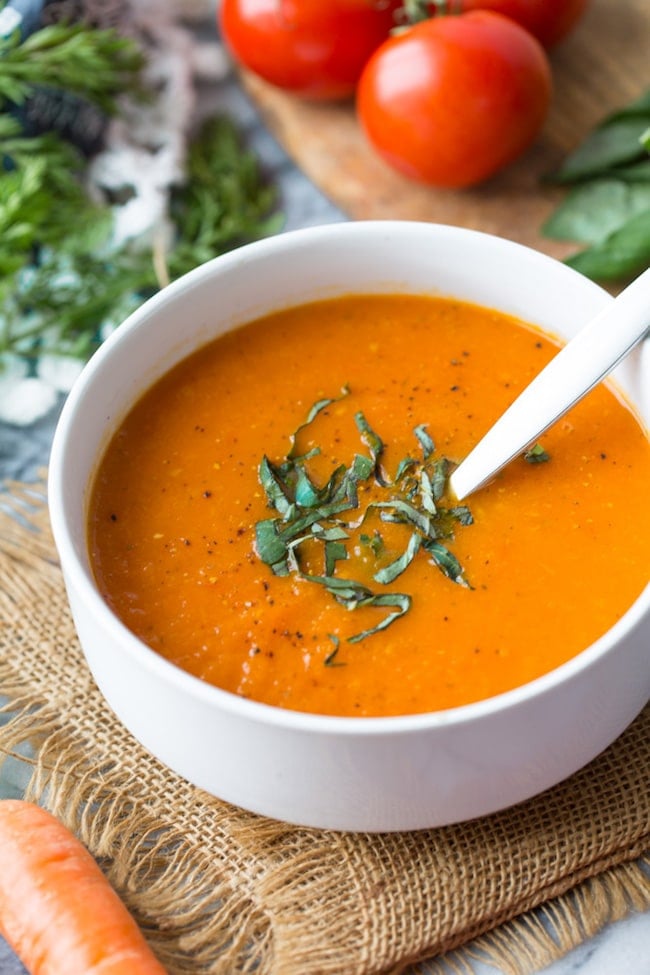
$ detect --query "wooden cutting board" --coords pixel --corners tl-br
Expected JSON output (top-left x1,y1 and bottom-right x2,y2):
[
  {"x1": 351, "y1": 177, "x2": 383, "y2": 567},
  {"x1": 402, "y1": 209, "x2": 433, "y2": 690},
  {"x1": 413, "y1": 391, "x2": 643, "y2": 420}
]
[{"x1": 242, "y1": 0, "x2": 650, "y2": 262}]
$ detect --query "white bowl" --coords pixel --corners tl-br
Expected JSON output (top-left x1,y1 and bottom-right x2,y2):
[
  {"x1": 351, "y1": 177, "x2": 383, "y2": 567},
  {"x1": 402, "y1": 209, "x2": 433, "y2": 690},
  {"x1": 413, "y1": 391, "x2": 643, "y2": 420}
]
[{"x1": 48, "y1": 222, "x2": 650, "y2": 832}]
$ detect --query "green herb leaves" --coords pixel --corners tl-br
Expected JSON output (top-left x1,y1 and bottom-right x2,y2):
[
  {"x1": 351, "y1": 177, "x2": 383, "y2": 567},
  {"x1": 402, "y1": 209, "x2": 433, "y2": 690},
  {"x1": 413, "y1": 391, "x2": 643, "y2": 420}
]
[
  {"x1": 0, "y1": 113, "x2": 280, "y2": 369},
  {"x1": 255, "y1": 389, "x2": 473, "y2": 650},
  {"x1": 0, "y1": 22, "x2": 146, "y2": 113},
  {"x1": 543, "y1": 89, "x2": 650, "y2": 284},
  {"x1": 524, "y1": 443, "x2": 550, "y2": 464},
  {"x1": 166, "y1": 117, "x2": 282, "y2": 283},
  {"x1": 0, "y1": 21, "x2": 281, "y2": 381}
]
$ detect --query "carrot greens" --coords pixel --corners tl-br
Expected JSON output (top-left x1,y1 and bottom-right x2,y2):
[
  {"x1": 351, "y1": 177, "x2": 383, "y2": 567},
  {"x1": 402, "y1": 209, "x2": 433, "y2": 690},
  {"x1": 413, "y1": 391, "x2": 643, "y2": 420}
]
[
  {"x1": 0, "y1": 22, "x2": 146, "y2": 113},
  {"x1": 0, "y1": 17, "x2": 281, "y2": 379},
  {"x1": 254, "y1": 388, "x2": 473, "y2": 648}
]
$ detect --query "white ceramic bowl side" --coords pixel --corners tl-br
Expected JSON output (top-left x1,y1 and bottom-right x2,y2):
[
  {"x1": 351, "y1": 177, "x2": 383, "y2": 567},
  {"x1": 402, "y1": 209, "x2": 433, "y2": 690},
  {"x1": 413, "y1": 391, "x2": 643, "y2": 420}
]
[{"x1": 48, "y1": 222, "x2": 650, "y2": 832}]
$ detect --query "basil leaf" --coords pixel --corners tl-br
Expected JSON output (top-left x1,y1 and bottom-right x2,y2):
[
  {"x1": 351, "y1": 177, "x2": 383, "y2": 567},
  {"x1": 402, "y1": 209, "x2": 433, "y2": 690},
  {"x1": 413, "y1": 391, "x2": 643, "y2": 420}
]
[
  {"x1": 279, "y1": 499, "x2": 353, "y2": 540},
  {"x1": 553, "y1": 116, "x2": 650, "y2": 184},
  {"x1": 413, "y1": 423, "x2": 435, "y2": 459},
  {"x1": 360, "y1": 530, "x2": 384, "y2": 556},
  {"x1": 373, "y1": 532, "x2": 421, "y2": 585},
  {"x1": 347, "y1": 593, "x2": 411, "y2": 644},
  {"x1": 322, "y1": 463, "x2": 347, "y2": 500},
  {"x1": 419, "y1": 468, "x2": 437, "y2": 515},
  {"x1": 564, "y1": 209, "x2": 650, "y2": 282},
  {"x1": 603, "y1": 160, "x2": 650, "y2": 183},
  {"x1": 294, "y1": 466, "x2": 323, "y2": 508},
  {"x1": 349, "y1": 453, "x2": 375, "y2": 482},
  {"x1": 324, "y1": 634, "x2": 345, "y2": 667},
  {"x1": 354, "y1": 410, "x2": 387, "y2": 484},
  {"x1": 373, "y1": 499, "x2": 431, "y2": 535},
  {"x1": 288, "y1": 386, "x2": 349, "y2": 459},
  {"x1": 317, "y1": 526, "x2": 349, "y2": 542},
  {"x1": 259, "y1": 455, "x2": 293, "y2": 516},
  {"x1": 542, "y1": 180, "x2": 650, "y2": 245},
  {"x1": 450, "y1": 505, "x2": 474, "y2": 526},
  {"x1": 430, "y1": 457, "x2": 450, "y2": 501},
  {"x1": 423, "y1": 539, "x2": 471, "y2": 588},
  {"x1": 330, "y1": 455, "x2": 374, "y2": 509},
  {"x1": 325, "y1": 540, "x2": 348, "y2": 576},
  {"x1": 306, "y1": 397, "x2": 339, "y2": 424},
  {"x1": 524, "y1": 443, "x2": 550, "y2": 464},
  {"x1": 302, "y1": 574, "x2": 373, "y2": 607},
  {"x1": 255, "y1": 519, "x2": 289, "y2": 575},
  {"x1": 413, "y1": 423, "x2": 436, "y2": 460},
  {"x1": 395, "y1": 456, "x2": 417, "y2": 482}
]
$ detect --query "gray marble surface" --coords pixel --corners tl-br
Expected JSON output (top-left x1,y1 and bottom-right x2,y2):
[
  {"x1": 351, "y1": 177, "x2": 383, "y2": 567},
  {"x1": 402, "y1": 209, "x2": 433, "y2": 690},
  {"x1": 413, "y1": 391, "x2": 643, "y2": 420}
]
[{"x1": 1, "y1": 29, "x2": 648, "y2": 975}]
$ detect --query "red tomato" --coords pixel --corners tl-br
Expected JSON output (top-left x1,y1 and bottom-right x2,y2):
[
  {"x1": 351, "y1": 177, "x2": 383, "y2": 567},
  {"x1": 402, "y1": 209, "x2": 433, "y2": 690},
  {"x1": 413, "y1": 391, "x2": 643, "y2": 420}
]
[
  {"x1": 219, "y1": 0, "x2": 401, "y2": 101},
  {"x1": 458, "y1": 0, "x2": 590, "y2": 47},
  {"x1": 357, "y1": 11, "x2": 552, "y2": 188}
]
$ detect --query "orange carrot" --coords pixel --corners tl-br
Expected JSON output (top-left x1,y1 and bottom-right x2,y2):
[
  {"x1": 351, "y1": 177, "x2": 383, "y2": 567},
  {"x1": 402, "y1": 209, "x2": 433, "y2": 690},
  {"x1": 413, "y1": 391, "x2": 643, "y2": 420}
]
[{"x1": 0, "y1": 800, "x2": 168, "y2": 975}]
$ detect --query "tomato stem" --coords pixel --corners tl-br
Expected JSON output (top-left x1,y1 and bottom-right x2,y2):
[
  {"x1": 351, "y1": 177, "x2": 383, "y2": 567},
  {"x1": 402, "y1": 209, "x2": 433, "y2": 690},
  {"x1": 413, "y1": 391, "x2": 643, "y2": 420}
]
[{"x1": 397, "y1": 0, "x2": 463, "y2": 25}]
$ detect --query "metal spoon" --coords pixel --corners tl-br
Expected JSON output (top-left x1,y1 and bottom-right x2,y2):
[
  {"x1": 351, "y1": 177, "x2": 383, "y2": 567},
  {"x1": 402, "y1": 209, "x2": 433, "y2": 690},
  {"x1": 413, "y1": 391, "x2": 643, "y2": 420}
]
[{"x1": 449, "y1": 266, "x2": 650, "y2": 501}]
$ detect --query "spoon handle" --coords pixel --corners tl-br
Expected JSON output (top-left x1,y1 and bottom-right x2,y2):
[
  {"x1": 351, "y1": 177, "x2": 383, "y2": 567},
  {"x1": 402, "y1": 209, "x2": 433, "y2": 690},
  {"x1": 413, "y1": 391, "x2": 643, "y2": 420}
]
[{"x1": 450, "y1": 267, "x2": 650, "y2": 501}]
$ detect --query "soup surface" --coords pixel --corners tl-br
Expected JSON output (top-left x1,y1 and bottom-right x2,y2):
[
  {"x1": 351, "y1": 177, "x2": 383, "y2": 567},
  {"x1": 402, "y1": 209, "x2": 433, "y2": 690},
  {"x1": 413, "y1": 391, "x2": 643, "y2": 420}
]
[{"x1": 88, "y1": 294, "x2": 650, "y2": 717}]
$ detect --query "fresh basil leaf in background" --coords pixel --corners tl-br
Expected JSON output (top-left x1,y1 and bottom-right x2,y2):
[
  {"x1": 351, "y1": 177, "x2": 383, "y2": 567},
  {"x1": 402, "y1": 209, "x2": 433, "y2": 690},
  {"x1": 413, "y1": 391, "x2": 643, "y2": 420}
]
[
  {"x1": 564, "y1": 210, "x2": 650, "y2": 282},
  {"x1": 598, "y1": 159, "x2": 650, "y2": 183},
  {"x1": 542, "y1": 180, "x2": 650, "y2": 245},
  {"x1": 552, "y1": 116, "x2": 650, "y2": 184},
  {"x1": 542, "y1": 88, "x2": 650, "y2": 284},
  {"x1": 550, "y1": 88, "x2": 650, "y2": 185}
]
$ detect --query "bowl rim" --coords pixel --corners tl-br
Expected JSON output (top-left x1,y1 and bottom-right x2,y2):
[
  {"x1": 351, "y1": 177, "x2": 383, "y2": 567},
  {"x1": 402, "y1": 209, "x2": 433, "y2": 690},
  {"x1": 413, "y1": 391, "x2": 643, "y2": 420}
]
[{"x1": 48, "y1": 220, "x2": 650, "y2": 736}]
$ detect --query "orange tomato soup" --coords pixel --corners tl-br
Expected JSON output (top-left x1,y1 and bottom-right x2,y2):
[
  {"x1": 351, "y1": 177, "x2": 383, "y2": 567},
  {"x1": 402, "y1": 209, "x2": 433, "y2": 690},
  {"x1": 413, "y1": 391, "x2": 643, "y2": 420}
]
[{"x1": 88, "y1": 295, "x2": 650, "y2": 717}]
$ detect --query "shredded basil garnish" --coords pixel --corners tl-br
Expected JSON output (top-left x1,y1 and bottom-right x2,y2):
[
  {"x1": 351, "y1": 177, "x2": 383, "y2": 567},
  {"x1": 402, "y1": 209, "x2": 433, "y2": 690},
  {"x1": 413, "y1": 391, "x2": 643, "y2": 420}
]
[
  {"x1": 430, "y1": 457, "x2": 450, "y2": 501},
  {"x1": 325, "y1": 539, "x2": 348, "y2": 576},
  {"x1": 524, "y1": 443, "x2": 551, "y2": 463},
  {"x1": 394, "y1": 456, "x2": 417, "y2": 483},
  {"x1": 422, "y1": 539, "x2": 471, "y2": 588},
  {"x1": 288, "y1": 385, "x2": 349, "y2": 459},
  {"x1": 413, "y1": 423, "x2": 435, "y2": 459},
  {"x1": 373, "y1": 532, "x2": 421, "y2": 585},
  {"x1": 346, "y1": 593, "x2": 412, "y2": 644},
  {"x1": 354, "y1": 411, "x2": 387, "y2": 485},
  {"x1": 324, "y1": 634, "x2": 345, "y2": 667},
  {"x1": 254, "y1": 388, "x2": 474, "y2": 649},
  {"x1": 360, "y1": 530, "x2": 384, "y2": 556}
]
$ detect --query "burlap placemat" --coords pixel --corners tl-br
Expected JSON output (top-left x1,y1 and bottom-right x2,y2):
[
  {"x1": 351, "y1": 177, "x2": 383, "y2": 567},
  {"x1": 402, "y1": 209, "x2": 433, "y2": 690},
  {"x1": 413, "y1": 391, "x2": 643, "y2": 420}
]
[{"x1": 1, "y1": 477, "x2": 648, "y2": 975}]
